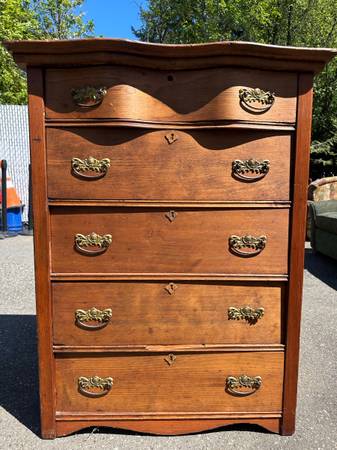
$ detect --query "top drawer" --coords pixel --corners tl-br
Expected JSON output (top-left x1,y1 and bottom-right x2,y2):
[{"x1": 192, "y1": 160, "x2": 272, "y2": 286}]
[{"x1": 45, "y1": 66, "x2": 297, "y2": 123}]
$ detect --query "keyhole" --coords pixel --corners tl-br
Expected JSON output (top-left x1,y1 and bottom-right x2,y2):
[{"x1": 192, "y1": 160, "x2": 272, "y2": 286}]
[{"x1": 167, "y1": 75, "x2": 174, "y2": 81}]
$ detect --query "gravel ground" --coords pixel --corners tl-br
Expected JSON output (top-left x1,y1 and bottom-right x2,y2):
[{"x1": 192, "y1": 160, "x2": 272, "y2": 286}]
[{"x1": 0, "y1": 236, "x2": 336, "y2": 450}]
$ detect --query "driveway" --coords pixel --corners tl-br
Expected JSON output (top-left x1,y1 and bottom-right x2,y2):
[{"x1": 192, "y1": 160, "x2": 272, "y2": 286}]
[{"x1": 0, "y1": 236, "x2": 336, "y2": 449}]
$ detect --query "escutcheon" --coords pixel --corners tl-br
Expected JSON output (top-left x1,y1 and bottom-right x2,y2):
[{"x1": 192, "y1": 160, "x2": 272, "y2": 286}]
[
  {"x1": 74, "y1": 232, "x2": 112, "y2": 255},
  {"x1": 228, "y1": 306, "x2": 265, "y2": 324},
  {"x1": 75, "y1": 307, "x2": 112, "y2": 330},
  {"x1": 239, "y1": 87, "x2": 275, "y2": 112},
  {"x1": 78, "y1": 376, "x2": 113, "y2": 397},
  {"x1": 226, "y1": 375, "x2": 262, "y2": 396},
  {"x1": 72, "y1": 86, "x2": 107, "y2": 107},
  {"x1": 232, "y1": 159, "x2": 270, "y2": 181},
  {"x1": 229, "y1": 235, "x2": 267, "y2": 257},
  {"x1": 71, "y1": 156, "x2": 110, "y2": 179}
]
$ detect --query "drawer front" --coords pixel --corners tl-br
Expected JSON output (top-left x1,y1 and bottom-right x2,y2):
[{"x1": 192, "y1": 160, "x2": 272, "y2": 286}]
[
  {"x1": 45, "y1": 66, "x2": 297, "y2": 123},
  {"x1": 55, "y1": 352, "x2": 284, "y2": 413},
  {"x1": 50, "y1": 207, "x2": 289, "y2": 274},
  {"x1": 53, "y1": 282, "x2": 284, "y2": 346},
  {"x1": 47, "y1": 128, "x2": 292, "y2": 201}
]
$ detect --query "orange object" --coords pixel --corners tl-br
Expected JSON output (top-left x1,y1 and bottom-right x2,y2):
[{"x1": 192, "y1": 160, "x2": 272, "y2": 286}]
[{"x1": 0, "y1": 175, "x2": 22, "y2": 207}]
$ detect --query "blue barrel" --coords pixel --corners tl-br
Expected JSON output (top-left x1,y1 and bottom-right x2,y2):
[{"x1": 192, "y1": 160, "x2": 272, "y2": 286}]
[{"x1": 0, "y1": 205, "x2": 23, "y2": 233}]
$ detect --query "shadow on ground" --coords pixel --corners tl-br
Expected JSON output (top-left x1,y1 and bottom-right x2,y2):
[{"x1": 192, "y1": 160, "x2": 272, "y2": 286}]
[
  {"x1": 0, "y1": 315, "x2": 271, "y2": 439},
  {"x1": 0, "y1": 315, "x2": 40, "y2": 436},
  {"x1": 304, "y1": 248, "x2": 337, "y2": 291}
]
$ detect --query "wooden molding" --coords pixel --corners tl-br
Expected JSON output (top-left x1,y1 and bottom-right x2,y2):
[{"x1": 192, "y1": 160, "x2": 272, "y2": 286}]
[{"x1": 4, "y1": 38, "x2": 337, "y2": 72}]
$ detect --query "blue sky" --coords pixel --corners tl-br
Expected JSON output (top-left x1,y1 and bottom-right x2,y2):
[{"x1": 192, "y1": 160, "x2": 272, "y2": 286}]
[{"x1": 83, "y1": 0, "x2": 147, "y2": 39}]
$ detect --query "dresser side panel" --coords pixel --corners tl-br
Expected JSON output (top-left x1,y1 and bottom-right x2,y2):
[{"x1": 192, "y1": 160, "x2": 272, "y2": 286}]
[
  {"x1": 282, "y1": 72, "x2": 314, "y2": 436},
  {"x1": 27, "y1": 67, "x2": 56, "y2": 438}
]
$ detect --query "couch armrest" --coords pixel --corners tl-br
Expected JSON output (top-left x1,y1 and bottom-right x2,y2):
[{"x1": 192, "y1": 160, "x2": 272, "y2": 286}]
[
  {"x1": 308, "y1": 200, "x2": 337, "y2": 218},
  {"x1": 308, "y1": 200, "x2": 337, "y2": 250}
]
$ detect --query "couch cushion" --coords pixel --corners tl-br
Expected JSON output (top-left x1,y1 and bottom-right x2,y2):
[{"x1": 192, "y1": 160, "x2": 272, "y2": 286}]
[{"x1": 316, "y1": 212, "x2": 337, "y2": 234}]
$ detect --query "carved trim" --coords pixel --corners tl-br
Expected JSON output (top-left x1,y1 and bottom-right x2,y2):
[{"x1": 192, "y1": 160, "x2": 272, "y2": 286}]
[
  {"x1": 228, "y1": 306, "x2": 264, "y2": 324},
  {"x1": 226, "y1": 375, "x2": 262, "y2": 396},
  {"x1": 229, "y1": 235, "x2": 267, "y2": 257},
  {"x1": 232, "y1": 159, "x2": 270, "y2": 181},
  {"x1": 78, "y1": 376, "x2": 113, "y2": 397},
  {"x1": 71, "y1": 156, "x2": 110, "y2": 179}
]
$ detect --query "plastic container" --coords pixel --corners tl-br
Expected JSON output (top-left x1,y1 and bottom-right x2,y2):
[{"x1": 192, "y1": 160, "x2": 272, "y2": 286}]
[{"x1": 0, "y1": 205, "x2": 23, "y2": 233}]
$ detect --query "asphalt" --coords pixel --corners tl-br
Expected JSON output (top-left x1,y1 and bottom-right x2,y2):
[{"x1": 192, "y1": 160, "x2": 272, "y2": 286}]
[{"x1": 0, "y1": 236, "x2": 336, "y2": 450}]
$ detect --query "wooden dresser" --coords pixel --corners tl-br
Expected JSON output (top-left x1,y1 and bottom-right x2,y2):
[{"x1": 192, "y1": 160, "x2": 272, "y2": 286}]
[{"x1": 5, "y1": 39, "x2": 336, "y2": 439}]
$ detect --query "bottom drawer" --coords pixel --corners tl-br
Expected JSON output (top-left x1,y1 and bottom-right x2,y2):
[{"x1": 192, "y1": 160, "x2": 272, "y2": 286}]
[{"x1": 56, "y1": 351, "x2": 284, "y2": 414}]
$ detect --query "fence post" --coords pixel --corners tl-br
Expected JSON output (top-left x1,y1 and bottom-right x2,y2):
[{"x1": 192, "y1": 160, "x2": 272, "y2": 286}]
[{"x1": 1, "y1": 159, "x2": 8, "y2": 234}]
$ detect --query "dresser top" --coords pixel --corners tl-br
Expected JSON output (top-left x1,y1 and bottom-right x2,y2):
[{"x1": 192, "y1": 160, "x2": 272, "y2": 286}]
[{"x1": 4, "y1": 38, "x2": 337, "y2": 73}]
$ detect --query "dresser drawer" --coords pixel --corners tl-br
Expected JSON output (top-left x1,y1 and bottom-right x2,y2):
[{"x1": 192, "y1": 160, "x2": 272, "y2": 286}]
[
  {"x1": 50, "y1": 207, "x2": 289, "y2": 275},
  {"x1": 55, "y1": 351, "x2": 284, "y2": 414},
  {"x1": 47, "y1": 127, "x2": 292, "y2": 201},
  {"x1": 45, "y1": 66, "x2": 297, "y2": 123},
  {"x1": 53, "y1": 281, "x2": 283, "y2": 346}
]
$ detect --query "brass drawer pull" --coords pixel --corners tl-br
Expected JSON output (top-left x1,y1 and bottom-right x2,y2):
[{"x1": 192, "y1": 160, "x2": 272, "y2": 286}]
[
  {"x1": 71, "y1": 156, "x2": 110, "y2": 179},
  {"x1": 226, "y1": 375, "x2": 262, "y2": 396},
  {"x1": 228, "y1": 306, "x2": 264, "y2": 324},
  {"x1": 75, "y1": 307, "x2": 112, "y2": 330},
  {"x1": 74, "y1": 232, "x2": 112, "y2": 255},
  {"x1": 232, "y1": 159, "x2": 270, "y2": 181},
  {"x1": 72, "y1": 86, "x2": 107, "y2": 107},
  {"x1": 229, "y1": 235, "x2": 267, "y2": 257},
  {"x1": 239, "y1": 87, "x2": 275, "y2": 112},
  {"x1": 78, "y1": 376, "x2": 113, "y2": 397}
]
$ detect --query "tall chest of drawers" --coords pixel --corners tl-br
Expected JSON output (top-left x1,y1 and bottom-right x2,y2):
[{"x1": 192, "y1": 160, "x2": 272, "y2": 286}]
[{"x1": 6, "y1": 39, "x2": 336, "y2": 438}]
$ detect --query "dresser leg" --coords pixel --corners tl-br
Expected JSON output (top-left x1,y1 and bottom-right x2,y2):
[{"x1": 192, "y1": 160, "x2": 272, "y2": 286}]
[
  {"x1": 40, "y1": 429, "x2": 56, "y2": 440},
  {"x1": 280, "y1": 417, "x2": 296, "y2": 436}
]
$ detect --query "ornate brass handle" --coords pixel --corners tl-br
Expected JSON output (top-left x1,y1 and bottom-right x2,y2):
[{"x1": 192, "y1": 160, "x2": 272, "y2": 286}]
[
  {"x1": 74, "y1": 232, "x2": 112, "y2": 255},
  {"x1": 226, "y1": 375, "x2": 262, "y2": 396},
  {"x1": 232, "y1": 159, "x2": 270, "y2": 181},
  {"x1": 72, "y1": 86, "x2": 107, "y2": 107},
  {"x1": 229, "y1": 235, "x2": 267, "y2": 257},
  {"x1": 239, "y1": 87, "x2": 275, "y2": 112},
  {"x1": 75, "y1": 307, "x2": 112, "y2": 330},
  {"x1": 71, "y1": 156, "x2": 110, "y2": 179},
  {"x1": 78, "y1": 376, "x2": 113, "y2": 397},
  {"x1": 228, "y1": 306, "x2": 264, "y2": 324}
]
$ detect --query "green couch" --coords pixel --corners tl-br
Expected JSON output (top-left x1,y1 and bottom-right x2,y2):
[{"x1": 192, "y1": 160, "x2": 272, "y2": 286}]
[{"x1": 308, "y1": 200, "x2": 337, "y2": 260}]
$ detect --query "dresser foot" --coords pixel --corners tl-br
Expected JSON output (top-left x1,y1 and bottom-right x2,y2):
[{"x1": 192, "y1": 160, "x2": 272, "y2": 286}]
[
  {"x1": 40, "y1": 429, "x2": 57, "y2": 439},
  {"x1": 55, "y1": 418, "x2": 281, "y2": 437}
]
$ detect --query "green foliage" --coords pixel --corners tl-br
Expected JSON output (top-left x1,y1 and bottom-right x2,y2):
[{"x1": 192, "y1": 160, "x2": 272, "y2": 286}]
[
  {"x1": 133, "y1": 0, "x2": 337, "y2": 178},
  {"x1": 0, "y1": 0, "x2": 94, "y2": 104},
  {"x1": 30, "y1": 0, "x2": 94, "y2": 39},
  {"x1": 0, "y1": 0, "x2": 39, "y2": 104}
]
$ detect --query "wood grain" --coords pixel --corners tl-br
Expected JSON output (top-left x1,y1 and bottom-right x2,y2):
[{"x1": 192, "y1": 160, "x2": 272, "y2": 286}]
[
  {"x1": 47, "y1": 127, "x2": 292, "y2": 201},
  {"x1": 52, "y1": 281, "x2": 284, "y2": 346},
  {"x1": 55, "y1": 351, "x2": 284, "y2": 414},
  {"x1": 50, "y1": 207, "x2": 289, "y2": 275},
  {"x1": 281, "y1": 73, "x2": 314, "y2": 436},
  {"x1": 27, "y1": 68, "x2": 56, "y2": 439},
  {"x1": 45, "y1": 66, "x2": 297, "y2": 123}
]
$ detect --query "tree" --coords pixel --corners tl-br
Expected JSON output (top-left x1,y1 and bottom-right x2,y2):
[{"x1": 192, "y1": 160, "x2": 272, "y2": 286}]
[
  {"x1": 133, "y1": 0, "x2": 337, "y2": 178},
  {"x1": 31, "y1": 0, "x2": 94, "y2": 39},
  {"x1": 0, "y1": 0, "x2": 94, "y2": 104},
  {"x1": 0, "y1": 0, "x2": 39, "y2": 104}
]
